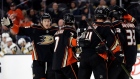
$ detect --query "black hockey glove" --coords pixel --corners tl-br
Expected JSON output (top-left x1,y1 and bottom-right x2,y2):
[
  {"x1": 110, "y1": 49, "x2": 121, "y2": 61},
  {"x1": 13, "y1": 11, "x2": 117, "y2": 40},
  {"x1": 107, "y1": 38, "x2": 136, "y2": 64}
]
[
  {"x1": 78, "y1": 38, "x2": 90, "y2": 47},
  {"x1": 114, "y1": 52, "x2": 124, "y2": 63},
  {"x1": 96, "y1": 43, "x2": 108, "y2": 54},
  {"x1": 1, "y1": 16, "x2": 13, "y2": 28}
]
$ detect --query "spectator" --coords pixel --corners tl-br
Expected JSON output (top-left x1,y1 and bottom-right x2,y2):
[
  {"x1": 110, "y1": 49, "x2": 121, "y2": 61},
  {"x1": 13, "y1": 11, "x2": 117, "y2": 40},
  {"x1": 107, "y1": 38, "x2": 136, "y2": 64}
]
[
  {"x1": 109, "y1": 0, "x2": 117, "y2": 10},
  {"x1": 50, "y1": 2, "x2": 62, "y2": 23},
  {"x1": 20, "y1": 15, "x2": 33, "y2": 28},
  {"x1": 85, "y1": 2, "x2": 95, "y2": 18},
  {"x1": 69, "y1": 1, "x2": 81, "y2": 15},
  {"x1": 22, "y1": 10, "x2": 27, "y2": 18},
  {"x1": 58, "y1": 19, "x2": 64, "y2": 29},
  {"x1": 39, "y1": 9, "x2": 45, "y2": 16},
  {"x1": 7, "y1": 2, "x2": 24, "y2": 25},
  {"x1": 28, "y1": 9, "x2": 38, "y2": 24},
  {"x1": 40, "y1": 1, "x2": 49, "y2": 13},
  {"x1": 79, "y1": 14, "x2": 88, "y2": 28},
  {"x1": 98, "y1": 0, "x2": 107, "y2": 7},
  {"x1": 82, "y1": 7, "x2": 89, "y2": 18}
]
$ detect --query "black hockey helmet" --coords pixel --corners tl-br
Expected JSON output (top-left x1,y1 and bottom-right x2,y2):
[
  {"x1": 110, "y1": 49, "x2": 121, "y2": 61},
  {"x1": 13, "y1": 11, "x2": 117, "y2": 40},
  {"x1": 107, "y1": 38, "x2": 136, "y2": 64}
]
[
  {"x1": 94, "y1": 6, "x2": 110, "y2": 20},
  {"x1": 63, "y1": 13, "x2": 75, "y2": 25},
  {"x1": 40, "y1": 13, "x2": 52, "y2": 22},
  {"x1": 108, "y1": 5, "x2": 124, "y2": 20},
  {"x1": 108, "y1": 10, "x2": 123, "y2": 20}
]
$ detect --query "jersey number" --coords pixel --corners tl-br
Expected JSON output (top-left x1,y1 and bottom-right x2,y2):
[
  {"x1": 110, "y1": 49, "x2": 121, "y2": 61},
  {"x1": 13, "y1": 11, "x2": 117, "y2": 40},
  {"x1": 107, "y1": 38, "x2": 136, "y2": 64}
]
[
  {"x1": 86, "y1": 32, "x2": 92, "y2": 40},
  {"x1": 126, "y1": 29, "x2": 136, "y2": 45},
  {"x1": 54, "y1": 37, "x2": 59, "y2": 52}
]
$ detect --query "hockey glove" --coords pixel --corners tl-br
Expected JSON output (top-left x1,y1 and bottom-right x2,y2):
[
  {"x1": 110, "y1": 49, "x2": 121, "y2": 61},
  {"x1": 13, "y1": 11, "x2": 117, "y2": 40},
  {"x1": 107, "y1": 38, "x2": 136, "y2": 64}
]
[
  {"x1": 96, "y1": 42, "x2": 108, "y2": 54},
  {"x1": 1, "y1": 17, "x2": 13, "y2": 28},
  {"x1": 78, "y1": 38, "x2": 90, "y2": 47},
  {"x1": 111, "y1": 51, "x2": 124, "y2": 63}
]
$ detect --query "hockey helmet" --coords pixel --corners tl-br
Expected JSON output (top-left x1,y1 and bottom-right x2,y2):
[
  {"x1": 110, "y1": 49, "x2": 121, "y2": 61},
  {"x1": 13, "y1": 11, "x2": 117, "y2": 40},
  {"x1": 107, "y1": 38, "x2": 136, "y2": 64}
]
[
  {"x1": 6, "y1": 37, "x2": 12, "y2": 42},
  {"x1": 2, "y1": 33, "x2": 10, "y2": 38},
  {"x1": 18, "y1": 38, "x2": 26, "y2": 45},
  {"x1": 108, "y1": 10, "x2": 123, "y2": 20},
  {"x1": 40, "y1": 13, "x2": 52, "y2": 22},
  {"x1": 94, "y1": 6, "x2": 110, "y2": 20}
]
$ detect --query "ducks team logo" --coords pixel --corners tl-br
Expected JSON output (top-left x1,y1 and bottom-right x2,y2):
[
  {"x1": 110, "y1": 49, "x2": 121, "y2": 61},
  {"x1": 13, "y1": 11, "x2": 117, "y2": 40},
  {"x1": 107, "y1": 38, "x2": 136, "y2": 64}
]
[{"x1": 38, "y1": 35, "x2": 54, "y2": 45}]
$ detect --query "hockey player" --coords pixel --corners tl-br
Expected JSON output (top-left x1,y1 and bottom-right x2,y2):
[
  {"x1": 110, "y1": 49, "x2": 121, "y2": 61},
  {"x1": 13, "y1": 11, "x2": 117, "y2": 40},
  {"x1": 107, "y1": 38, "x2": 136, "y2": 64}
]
[
  {"x1": 1, "y1": 33, "x2": 10, "y2": 50},
  {"x1": 1, "y1": 13, "x2": 58, "y2": 79},
  {"x1": 0, "y1": 37, "x2": 21, "y2": 57},
  {"x1": 52, "y1": 13, "x2": 78, "y2": 79},
  {"x1": 77, "y1": 6, "x2": 121, "y2": 79},
  {"x1": 108, "y1": 5, "x2": 139, "y2": 79},
  {"x1": 18, "y1": 38, "x2": 33, "y2": 54}
]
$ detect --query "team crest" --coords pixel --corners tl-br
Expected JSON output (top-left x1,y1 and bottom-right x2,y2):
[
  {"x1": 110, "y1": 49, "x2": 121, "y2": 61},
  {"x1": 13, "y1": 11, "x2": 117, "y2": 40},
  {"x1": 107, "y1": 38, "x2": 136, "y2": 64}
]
[{"x1": 38, "y1": 35, "x2": 54, "y2": 45}]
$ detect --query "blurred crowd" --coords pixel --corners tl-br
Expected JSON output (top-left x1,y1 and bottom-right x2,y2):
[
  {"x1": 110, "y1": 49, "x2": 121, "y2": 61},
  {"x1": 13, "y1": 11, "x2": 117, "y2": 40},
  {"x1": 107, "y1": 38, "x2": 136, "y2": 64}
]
[{"x1": 0, "y1": 0, "x2": 140, "y2": 55}]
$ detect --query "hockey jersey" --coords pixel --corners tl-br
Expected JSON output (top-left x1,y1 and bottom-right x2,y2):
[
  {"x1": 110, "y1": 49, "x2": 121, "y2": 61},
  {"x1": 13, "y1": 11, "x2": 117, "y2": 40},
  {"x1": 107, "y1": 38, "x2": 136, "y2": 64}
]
[
  {"x1": 1, "y1": 41, "x2": 7, "y2": 51},
  {"x1": 7, "y1": 9, "x2": 24, "y2": 25},
  {"x1": 21, "y1": 42, "x2": 33, "y2": 54},
  {"x1": 0, "y1": 43, "x2": 21, "y2": 56},
  {"x1": 11, "y1": 24, "x2": 58, "y2": 62},
  {"x1": 53, "y1": 26, "x2": 78, "y2": 70},
  {"x1": 112, "y1": 20, "x2": 138, "y2": 66},
  {"x1": 81, "y1": 22, "x2": 120, "y2": 59}
]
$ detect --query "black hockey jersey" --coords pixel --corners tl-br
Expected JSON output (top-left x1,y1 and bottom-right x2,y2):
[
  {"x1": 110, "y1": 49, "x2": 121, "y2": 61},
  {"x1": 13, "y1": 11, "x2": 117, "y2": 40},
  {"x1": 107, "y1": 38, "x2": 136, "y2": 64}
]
[
  {"x1": 52, "y1": 26, "x2": 78, "y2": 70},
  {"x1": 11, "y1": 24, "x2": 58, "y2": 62},
  {"x1": 81, "y1": 22, "x2": 118, "y2": 59},
  {"x1": 112, "y1": 20, "x2": 138, "y2": 66}
]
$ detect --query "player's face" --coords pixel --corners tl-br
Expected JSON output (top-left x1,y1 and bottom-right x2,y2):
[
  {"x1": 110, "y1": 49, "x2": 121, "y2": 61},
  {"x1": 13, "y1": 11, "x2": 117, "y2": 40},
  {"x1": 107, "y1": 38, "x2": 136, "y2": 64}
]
[
  {"x1": 19, "y1": 43, "x2": 25, "y2": 47},
  {"x1": 41, "y1": 19, "x2": 51, "y2": 29},
  {"x1": 7, "y1": 41, "x2": 12, "y2": 47},
  {"x1": 2, "y1": 37, "x2": 7, "y2": 43}
]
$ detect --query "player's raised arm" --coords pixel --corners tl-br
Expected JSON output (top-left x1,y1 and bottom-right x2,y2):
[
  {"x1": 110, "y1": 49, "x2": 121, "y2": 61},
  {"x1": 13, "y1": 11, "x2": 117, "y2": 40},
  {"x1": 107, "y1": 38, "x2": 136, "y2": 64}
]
[{"x1": 1, "y1": 16, "x2": 33, "y2": 36}]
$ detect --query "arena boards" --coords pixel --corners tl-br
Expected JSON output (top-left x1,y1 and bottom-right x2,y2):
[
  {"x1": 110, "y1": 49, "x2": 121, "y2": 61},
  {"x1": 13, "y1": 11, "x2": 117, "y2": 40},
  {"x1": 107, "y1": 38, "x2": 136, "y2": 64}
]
[{"x1": 0, "y1": 54, "x2": 140, "y2": 79}]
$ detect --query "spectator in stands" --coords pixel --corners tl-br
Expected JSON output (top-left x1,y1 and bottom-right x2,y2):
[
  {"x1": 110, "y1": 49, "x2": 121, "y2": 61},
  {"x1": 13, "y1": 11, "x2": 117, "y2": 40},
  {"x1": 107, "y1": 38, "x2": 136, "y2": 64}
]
[
  {"x1": 69, "y1": 1, "x2": 81, "y2": 15},
  {"x1": 109, "y1": 0, "x2": 117, "y2": 10},
  {"x1": 40, "y1": 1, "x2": 49, "y2": 13},
  {"x1": 82, "y1": 7, "x2": 89, "y2": 18},
  {"x1": 7, "y1": 2, "x2": 24, "y2": 25},
  {"x1": 40, "y1": 9, "x2": 45, "y2": 16},
  {"x1": 79, "y1": 14, "x2": 88, "y2": 28},
  {"x1": 28, "y1": 9, "x2": 38, "y2": 24},
  {"x1": 98, "y1": 0, "x2": 107, "y2": 7},
  {"x1": 22, "y1": 10, "x2": 27, "y2": 18},
  {"x1": 58, "y1": 19, "x2": 64, "y2": 29},
  {"x1": 20, "y1": 15, "x2": 33, "y2": 28},
  {"x1": 50, "y1": 2, "x2": 62, "y2": 24},
  {"x1": 18, "y1": 38, "x2": 33, "y2": 54}
]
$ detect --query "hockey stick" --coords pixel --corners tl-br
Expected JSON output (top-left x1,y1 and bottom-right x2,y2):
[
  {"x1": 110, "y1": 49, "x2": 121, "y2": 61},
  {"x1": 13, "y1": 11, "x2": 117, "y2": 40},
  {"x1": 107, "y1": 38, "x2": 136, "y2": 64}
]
[
  {"x1": 85, "y1": 19, "x2": 133, "y2": 79},
  {"x1": 16, "y1": 0, "x2": 29, "y2": 8},
  {"x1": 126, "y1": 2, "x2": 140, "y2": 10}
]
